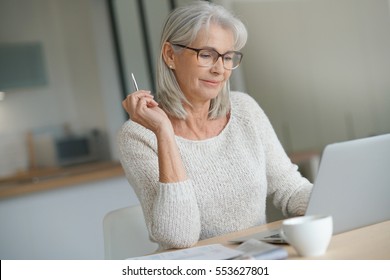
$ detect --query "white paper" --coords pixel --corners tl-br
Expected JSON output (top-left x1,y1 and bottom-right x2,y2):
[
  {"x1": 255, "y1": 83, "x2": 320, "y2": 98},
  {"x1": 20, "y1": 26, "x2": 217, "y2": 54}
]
[
  {"x1": 127, "y1": 244, "x2": 242, "y2": 260},
  {"x1": 235, "y1": 239, "x2": 288, "y2": 260},
  {"x1": 127, "y1": 239, "x2": 288, "y2": 260}
]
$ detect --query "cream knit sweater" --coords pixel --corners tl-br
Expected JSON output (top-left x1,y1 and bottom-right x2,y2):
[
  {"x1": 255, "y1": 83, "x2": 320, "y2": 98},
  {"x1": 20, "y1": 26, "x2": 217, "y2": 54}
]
[{"x1": 118, "y1": 91, "x2": 312, "y2": 250}]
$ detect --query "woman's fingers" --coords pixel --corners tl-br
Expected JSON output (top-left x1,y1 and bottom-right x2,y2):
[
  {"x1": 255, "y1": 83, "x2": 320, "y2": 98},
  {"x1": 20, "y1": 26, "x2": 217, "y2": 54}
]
[
  {"x1": 135, "y1": 94, "x2": 158, "y2": 114},
  {"x1": 122, "y1": 90, "x2": 155, "y2": 117},
  {"x1": 122, "y1": 90, "x2": 161, "y2": 126},
  {"x1": 123, "y1": 90, "x2": 171, "y2": 134},
  {"x1": 126, "y1": 91, "x2": 153, "y2": 108}
]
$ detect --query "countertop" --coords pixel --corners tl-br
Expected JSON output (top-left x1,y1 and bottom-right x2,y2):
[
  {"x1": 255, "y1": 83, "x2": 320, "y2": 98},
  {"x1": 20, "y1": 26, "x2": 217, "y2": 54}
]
[
  {"x1": 0, "y1": 161, "x2": 125, "y2": 200},
  {"x1": 0, "y1": 151, "x2": 319, "y2": 200}
]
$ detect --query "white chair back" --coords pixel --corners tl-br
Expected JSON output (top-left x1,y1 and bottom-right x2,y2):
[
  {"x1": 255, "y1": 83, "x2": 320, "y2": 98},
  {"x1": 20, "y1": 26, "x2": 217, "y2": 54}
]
[{"x1": 103, "y1": 205, "x2": 158, "y2": 259}]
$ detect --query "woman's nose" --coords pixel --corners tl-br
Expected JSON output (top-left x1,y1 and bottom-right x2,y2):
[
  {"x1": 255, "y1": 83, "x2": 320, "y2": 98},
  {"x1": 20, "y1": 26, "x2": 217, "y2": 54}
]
[{"x1": 211, "y1": 56, "x2": 225, "y2": 73}]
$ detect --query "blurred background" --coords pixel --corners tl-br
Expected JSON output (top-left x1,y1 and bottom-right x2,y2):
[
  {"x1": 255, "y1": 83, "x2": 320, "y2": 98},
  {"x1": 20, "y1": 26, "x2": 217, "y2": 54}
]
[{"x1": 0, "y1": 0, "x2": 389, "y2": 259}]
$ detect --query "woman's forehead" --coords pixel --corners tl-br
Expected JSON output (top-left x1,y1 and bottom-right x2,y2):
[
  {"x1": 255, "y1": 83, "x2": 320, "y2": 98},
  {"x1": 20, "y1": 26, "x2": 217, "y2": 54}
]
[{"x1": 193, "y1": 24, "x2": 235, "y2": 49}]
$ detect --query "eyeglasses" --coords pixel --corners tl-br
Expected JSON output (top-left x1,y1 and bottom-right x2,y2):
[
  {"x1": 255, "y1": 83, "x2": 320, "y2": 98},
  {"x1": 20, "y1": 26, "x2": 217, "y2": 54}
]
[{"x1": 172, "y1": 44, "x2": 243, "y2": 70}]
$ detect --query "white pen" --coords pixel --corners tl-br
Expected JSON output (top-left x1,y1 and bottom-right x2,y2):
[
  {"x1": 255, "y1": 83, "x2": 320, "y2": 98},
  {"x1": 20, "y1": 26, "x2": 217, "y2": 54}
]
[{"x1": 131, "y1": 73, "x2": 139, "y2": 91}]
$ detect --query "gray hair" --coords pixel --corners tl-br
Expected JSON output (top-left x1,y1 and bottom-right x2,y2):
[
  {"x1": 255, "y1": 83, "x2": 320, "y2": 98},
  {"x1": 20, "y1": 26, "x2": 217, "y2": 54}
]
[{"x1": 156, "y1": 1, "x2": 248, "y2": 119}]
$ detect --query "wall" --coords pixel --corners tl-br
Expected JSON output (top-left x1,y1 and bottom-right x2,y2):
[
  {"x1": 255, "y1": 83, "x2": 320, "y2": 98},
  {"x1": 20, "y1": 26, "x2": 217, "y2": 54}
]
[{"x1": 230, "y1": 0, "x2": 390, "y2": 152}]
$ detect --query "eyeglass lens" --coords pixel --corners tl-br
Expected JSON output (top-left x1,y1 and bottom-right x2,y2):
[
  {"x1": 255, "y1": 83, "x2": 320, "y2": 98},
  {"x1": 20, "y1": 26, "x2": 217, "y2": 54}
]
[{"x1": 198, "y1": 49, "x2": 242, "y2": 69}]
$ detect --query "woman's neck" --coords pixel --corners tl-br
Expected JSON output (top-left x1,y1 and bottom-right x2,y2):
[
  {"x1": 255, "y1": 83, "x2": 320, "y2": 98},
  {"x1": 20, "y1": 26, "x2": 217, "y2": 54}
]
[{"x1": 169, "y1": 108, "x2": 229, "y2": 140}]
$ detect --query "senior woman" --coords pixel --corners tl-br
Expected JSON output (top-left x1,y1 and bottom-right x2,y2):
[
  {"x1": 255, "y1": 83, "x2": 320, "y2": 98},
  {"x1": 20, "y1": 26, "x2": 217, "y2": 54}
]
[{"x1": 118, "y1": 1, "x2": 312, "y2": 250}]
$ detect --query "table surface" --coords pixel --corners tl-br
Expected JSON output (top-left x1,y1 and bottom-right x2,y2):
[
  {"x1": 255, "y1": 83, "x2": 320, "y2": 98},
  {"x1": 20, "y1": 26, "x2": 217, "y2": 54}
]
[{"x1": 194, "y1": 219, "x2": 390, "y2": 259}]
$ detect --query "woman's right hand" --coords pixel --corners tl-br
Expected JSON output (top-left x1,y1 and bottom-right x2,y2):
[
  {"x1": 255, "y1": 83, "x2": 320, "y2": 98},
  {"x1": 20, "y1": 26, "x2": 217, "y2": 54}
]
[
  {"x1": 123, "y1": 91, "x2": 187, "y2": 184},
  {"x1": 122, "y1": 91, "x2": 173, "y2": 135}
]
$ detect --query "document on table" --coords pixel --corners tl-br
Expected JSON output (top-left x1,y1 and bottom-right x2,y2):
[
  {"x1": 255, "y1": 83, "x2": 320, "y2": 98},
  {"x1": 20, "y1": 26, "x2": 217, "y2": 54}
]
[
  {"x1": 128, "y1": 244, "x2": 241, "y2": 260},
  {"x1": 234, "y1": 238, "x2": 288, "y2": 260},
  {"x1": 127, "y1": 239, "x2": 288, "y2": 260}
]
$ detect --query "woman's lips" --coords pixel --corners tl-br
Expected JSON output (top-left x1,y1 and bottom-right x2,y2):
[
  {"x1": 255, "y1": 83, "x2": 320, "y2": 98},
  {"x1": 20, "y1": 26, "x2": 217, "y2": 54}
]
[{"x1": 202, "y1": 79, "x2": 222, "y2": 87}]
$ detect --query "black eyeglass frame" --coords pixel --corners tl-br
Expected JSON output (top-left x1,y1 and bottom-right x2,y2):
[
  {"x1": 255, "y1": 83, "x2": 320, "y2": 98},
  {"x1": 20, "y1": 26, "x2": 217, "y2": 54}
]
[{"x1": 172, "y1": 43, "x2": 243, "y2": 70}]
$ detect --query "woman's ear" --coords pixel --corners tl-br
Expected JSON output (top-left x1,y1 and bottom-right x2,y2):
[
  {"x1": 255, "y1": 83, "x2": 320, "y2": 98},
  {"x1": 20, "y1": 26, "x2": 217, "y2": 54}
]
[{"x1": 162, "y1": 42, "x2": 175, "y2": 69}]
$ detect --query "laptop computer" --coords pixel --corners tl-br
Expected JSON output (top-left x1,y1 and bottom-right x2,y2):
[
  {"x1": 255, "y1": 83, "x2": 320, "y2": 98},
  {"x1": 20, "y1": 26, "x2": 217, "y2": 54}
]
[{"x1": 231, "y1": 133, "x2": 390, "y2": 243}]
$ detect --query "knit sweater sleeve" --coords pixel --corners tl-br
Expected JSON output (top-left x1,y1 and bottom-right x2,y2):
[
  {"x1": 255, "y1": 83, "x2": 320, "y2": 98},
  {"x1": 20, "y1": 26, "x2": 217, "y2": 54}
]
[
  {"x1": 233, "y1": 92, "x2": 313, "y2": 217},
  {"x1": 117, "y1": 120, "x2": 201, "y2": 250}
]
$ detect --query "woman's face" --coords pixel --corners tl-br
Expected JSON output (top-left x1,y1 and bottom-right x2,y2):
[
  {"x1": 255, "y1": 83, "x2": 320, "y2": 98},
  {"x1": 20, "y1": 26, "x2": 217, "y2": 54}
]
[{"x1": 172, "y1": 24, "x2": 235, "y2": 105}]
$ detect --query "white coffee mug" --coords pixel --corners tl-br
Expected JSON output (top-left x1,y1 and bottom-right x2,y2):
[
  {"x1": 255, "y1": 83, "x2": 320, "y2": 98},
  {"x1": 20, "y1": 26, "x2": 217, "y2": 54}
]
[{"x1": 282, "y1": 215, "x2": 333, "y2": 257}]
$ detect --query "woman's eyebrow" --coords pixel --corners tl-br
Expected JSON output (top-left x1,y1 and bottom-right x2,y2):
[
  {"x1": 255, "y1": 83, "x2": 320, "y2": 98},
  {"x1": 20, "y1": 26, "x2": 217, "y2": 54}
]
[{"x1": 197, "y1": 45, "x2": 236, "y2": 53}]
